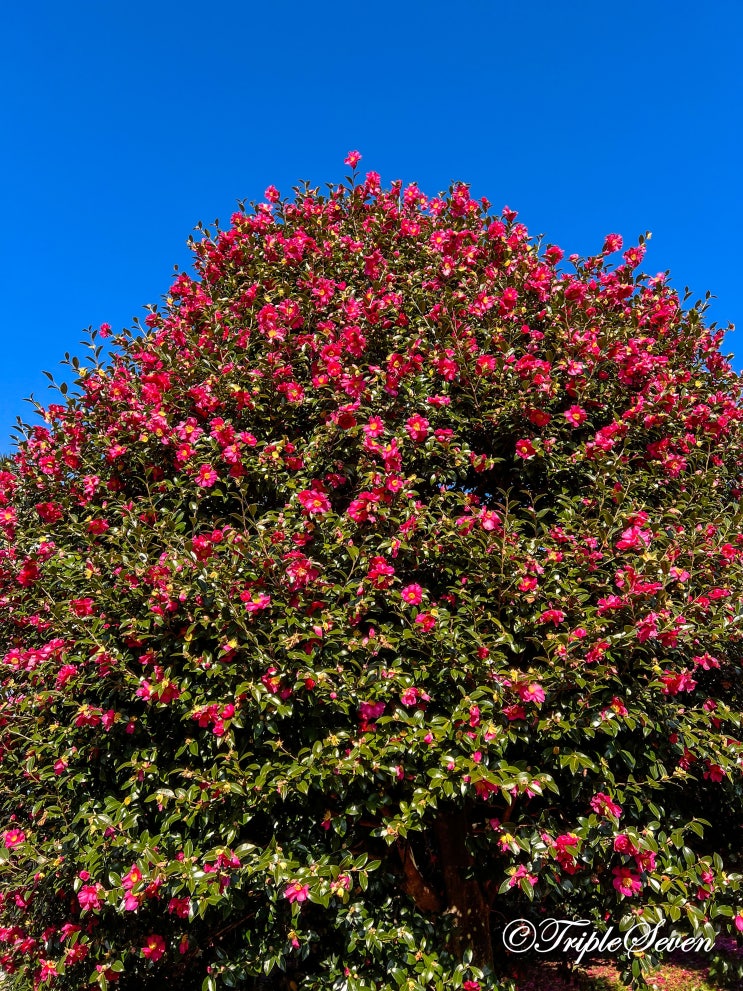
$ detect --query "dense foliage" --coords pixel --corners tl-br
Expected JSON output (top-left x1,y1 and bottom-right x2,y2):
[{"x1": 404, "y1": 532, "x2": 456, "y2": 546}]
[{"x1": 2, "y1": 154, "x2": 743, "y2": 991}]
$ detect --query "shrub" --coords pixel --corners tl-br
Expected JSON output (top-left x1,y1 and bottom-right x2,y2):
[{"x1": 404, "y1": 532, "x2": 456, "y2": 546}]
[{"x1": 1, "y1": 154, "x2": 743, "y2": 990}]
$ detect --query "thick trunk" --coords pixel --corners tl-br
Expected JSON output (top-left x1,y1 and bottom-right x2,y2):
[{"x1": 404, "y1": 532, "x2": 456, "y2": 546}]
[
  {"x1": 398, "y1": 840, "x2": 443, "y2": 913},
  {"x1": 434, "y1": 810, "x2": 493, "y2": 969}
]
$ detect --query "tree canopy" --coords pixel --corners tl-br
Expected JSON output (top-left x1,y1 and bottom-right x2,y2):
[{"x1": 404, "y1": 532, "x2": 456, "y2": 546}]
[{"x1": 1, "y1": 156, "x2": 743, "y2": 990}]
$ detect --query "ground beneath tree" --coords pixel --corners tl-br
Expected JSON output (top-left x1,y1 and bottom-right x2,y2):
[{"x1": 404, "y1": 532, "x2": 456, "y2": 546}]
[{"x1": 513, "y1": 949, "x2": 743, "y2": 991}]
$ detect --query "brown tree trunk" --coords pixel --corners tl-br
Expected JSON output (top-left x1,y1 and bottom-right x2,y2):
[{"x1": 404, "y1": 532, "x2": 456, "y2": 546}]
[
  {"x1": 397, "y1": 840, "x2": 443, "y2": 914},
  {"x1": 434, "y1": 810, "x2": 493, "y2": 969}
]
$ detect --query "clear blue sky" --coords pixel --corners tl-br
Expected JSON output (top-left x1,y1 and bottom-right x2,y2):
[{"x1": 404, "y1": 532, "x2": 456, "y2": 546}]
[{"x1": 1, "y1": 0, "x2": 741, "y2": 453}]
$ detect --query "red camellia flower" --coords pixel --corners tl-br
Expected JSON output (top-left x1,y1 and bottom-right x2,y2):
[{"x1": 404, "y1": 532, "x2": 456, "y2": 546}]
[
  {"x1": 70, "y1": 597, "x2": 95, "y2": 617},
  {"x1": 405, "y1": 414, "x2": 430, "y2": 442},
  {"x1": 35, "y1": 501, "x2": 63, "y2": 522},
  {"x1": 517, "y1": 682, "x2": 545, "y2": 704},
  {"x1": 297, "y1": 488, "x2": 331, "y2": 514},
  {"x1": 564, "y1": 405, "x2": 588, "y2": 427},
  {"x1": 400, "y1": 583, "x2": 423, "y2": 605},
  {"x1": 240, "y1": 591, "x2": 271, "y2": 612},
  {"x1": 284, "y1": 881, "x2": 310, "y2": 903},
  {"x1": 78, "y1": 884, "x2": 104, "y2": 912},
  {"x1": 141, "y1": 933, "x2": 166, "y2": 961},
  {"x1": 612, "y1": 867, "x2": 642, "y2": 896},
  {"x1": 589, "y1": 793, "x2": 622, "y2": 819},
  {"x1": 16, "y1": 560, "x2": 40, "y2": 586},
  {"x1": 414, "y1": 611, "x2": 436, "y2": 631},
  {"x1": 515, "y1": 438, "x2": 536, "y2": 459},
  {"x1": 195, "y1": 464, "x2": 219, "y2": 488},
  {"x1": 613, "y1": 834, "x2": 638, "y2": 856},
  {"x1": 358, "y1": 701, "x2": 385, "y2": 723},
  {"x1": 3, "y1": 829, "x2": 25, "y2": 848},
  {"x1": 539, "y1": 608, "x2": 565, "y2": 626}
]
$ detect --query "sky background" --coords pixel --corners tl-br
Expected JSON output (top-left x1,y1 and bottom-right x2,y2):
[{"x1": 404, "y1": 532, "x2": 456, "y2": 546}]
[{"x1": 1, "y1": 0, "x2": 741, "y2": 453}]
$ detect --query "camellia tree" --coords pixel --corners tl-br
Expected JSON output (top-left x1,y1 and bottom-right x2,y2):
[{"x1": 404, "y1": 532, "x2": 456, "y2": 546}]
[{"x1": 2, "y1": 153, "x2": 743, "y2": 991}]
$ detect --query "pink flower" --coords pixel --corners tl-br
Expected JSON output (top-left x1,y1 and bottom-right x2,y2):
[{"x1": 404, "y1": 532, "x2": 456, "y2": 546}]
[
  {"x1": 240, "y1": 591, "x2": 272, "y2": 613},
  {"x1": 503, "y1": 704, "x2": 526, "y2": 721},
  {"x1": 603, "y1": 233, "x2": 623, "y2": 254},
  {"x1": 168, "y1": 896, "x2": 191, "y2": 918},
  {"x1": 556, "y1": 833, "x2": 579, "y2": 853},
  {"x1": 17, "y1": 560, "x2": 40, "y2": 586},
  {"x1": 39, "y1": 960, "x2": 58, "y2": 981},
  {"x1": 693, "y1": 653, "x2": 720, "y2": 670},
  {"x1": 480, "y1": 509, "x2": 501, "y2": 531},
  {"x1": 508, "y1": 864, "x2": 537, "y2": 888},
  {"x1": 62, "y1": 943, "x2": 87, "y2": 965},
  {"x1": 526, "y1": 408, "x2": 551, "y2": 427},
  {"x1": 344, "y1": 150, "x2": 362, "y2": 168},
  {"x1": 734, "y1": 914, "x2": 743, "y2": 932},
  {"x1": 359, "y1": 700, "x2": 385, "y2": 722},
  {"x1": 414, "y1": 611, "x2": 436, "y2": 632},
  {"x1": 623, "y1": 244, "x2": 646, "y2": 268},
  {"x1": 123, "y1": 865, "x2": 143, "y2": 889},
  {"x1": 196, "y1": 464, "x2": 219, "y2": 488},
  {"x1": 517, "y1": 682, "x2": 545, "y2": 704},
  {"x1": 362, "y1": 416, "x2": 385, "y2": 438},
  {"x1": 401, "y1": 583, "x2": 424, "y2": 605},
  {"x1": 297, "y1": 488, "x2": 331, "y2": 515},
  {"x1": 78, "y1": 883, "x2": 104, "y2": 911},
  {"x1": 70, "y1": 597, "x2": 95, "y2": 617},
  {"x1": 500, "y1": 287, "x2": 518, "y2": 313},
  {"x1": 285, "y1": 881, "x2": 310, "y2": 903},
  {"x1": 590, "y1": 793, "x2": 622, "y2": 819},
  {"x1": 616, "y1": 526, "x2": 652, "y2": 552},
  {"x1": 635, "y1": 612, "x2": 660, "y2": 642},
  {"x1": 3, "y1": 829, "x2": 25, "y2": 848},
  {"x1": 612, "y1": 867, "x2": 642, "y2": 896},
  {"x1": 515, "y1": 438, "x2": 536, "y2": 459},
  {"x1": 659, "y1": 669, "x2": 697, "y2": 695},
  {"x1": 36, "y1": 501, "x2": 63, "y2": 523},
  {"x1": 635, "y1": 849, "x2": 656, "y2": 871},
  {"x1": 405, "y1": 414, "x2": 430, "y2": 442},
  {"x1": 704, "y1": 762, "x2": 725, "y2": 782},
  {"x1": 142, "y1": 933, "x2": 166, "y2": 961},
  {"x1": 367, "y1": 556, "x2": 395, "y2": 588},
  {"x1": 602, "y1": 696, "x2": 628, "y2": 718},
  {"x1": 539, "y1": 608, "x2": 566, "y2": 626},
  {"x1": 564, "y1": 405, "x2": 588, "y2": 427},
  {"x1": 56, "y1": 663, "x2": 78, "y2": 687},
  {"x1": 400, "y1": 687, "x2": 423, "y2": 707},
  {"x1": 613, "y1": 834, "x2": 638, "y2": 856},
  {"x1": 597, "y1": 595, "x2": 624, "y2": 615}
]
